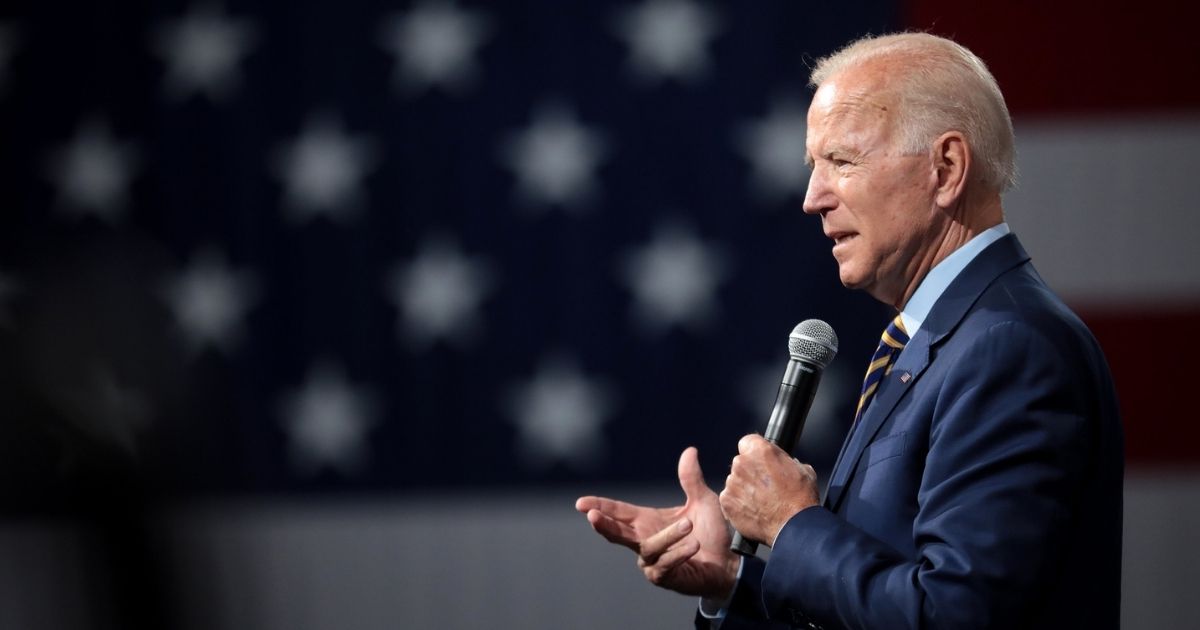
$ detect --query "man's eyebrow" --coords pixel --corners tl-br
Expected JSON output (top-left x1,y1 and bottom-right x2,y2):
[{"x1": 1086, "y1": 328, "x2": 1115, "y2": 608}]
[
  {"x1": 825, "y1": 144, "x2": 864, "y2": 162},
  {"x1": 806, "y1": 144, "x2": 854, "y2": 169}
]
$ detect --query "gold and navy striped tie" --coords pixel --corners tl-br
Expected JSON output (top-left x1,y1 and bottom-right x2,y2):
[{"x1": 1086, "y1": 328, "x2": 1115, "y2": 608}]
[{"x1": 853, "y1": 315, "x2": 910, "y2": 424}]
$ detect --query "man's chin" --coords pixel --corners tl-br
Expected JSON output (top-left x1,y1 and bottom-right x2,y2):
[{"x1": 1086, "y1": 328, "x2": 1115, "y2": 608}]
[{"x1": 837, "y1": 268, "x2": 865, "y2": 290}]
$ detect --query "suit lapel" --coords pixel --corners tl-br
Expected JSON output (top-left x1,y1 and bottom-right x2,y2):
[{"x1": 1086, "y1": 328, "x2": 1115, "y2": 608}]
[
  {"x1": 824, "y1": 338, "x2": 930, "y2": 511},
  {"x1": 822, "y1": 234, "x2": 1032, "y2": 512}
]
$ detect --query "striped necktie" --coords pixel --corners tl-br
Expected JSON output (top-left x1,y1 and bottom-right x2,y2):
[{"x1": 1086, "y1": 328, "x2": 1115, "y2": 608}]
[{"x1": 853, "y1": 315, "x2": 909, "y2": 424}]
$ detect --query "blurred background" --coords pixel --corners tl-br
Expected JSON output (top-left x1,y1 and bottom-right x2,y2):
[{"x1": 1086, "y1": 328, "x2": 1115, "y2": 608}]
[{"x1": 0, "y1": 1, "x2": 1196, "y2": 628}]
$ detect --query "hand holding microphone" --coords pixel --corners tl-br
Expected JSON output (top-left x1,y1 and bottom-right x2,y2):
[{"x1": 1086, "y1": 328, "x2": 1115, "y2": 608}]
[{"x1": 723, "y1": 319, "x2": 838, "y2": 556}]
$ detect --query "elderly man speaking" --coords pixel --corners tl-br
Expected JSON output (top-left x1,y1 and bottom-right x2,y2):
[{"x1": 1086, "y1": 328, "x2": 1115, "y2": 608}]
[{"x1": 576, "y1": 32, "x2": 1122, "y2": 630}]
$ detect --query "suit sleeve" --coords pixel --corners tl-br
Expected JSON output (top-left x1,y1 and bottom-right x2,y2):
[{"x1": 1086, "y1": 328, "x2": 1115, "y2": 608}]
[
  {"x1": 759, "y1": 320, "x2": 1097, "y2": 629},
  {"x1": 697, "y1": 557, "x2": 795, "y2": 630}
]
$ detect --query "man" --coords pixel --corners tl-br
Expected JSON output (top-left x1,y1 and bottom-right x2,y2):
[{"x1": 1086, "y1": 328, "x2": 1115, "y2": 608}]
[{"x1": 575, "y1": 33, "x2": 1123, "y2": 629}]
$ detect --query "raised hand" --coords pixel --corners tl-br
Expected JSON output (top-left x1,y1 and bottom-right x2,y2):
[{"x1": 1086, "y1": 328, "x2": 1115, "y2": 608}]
[{"x1": 575, "y1": 447, "x2": 740, "y2": 599}]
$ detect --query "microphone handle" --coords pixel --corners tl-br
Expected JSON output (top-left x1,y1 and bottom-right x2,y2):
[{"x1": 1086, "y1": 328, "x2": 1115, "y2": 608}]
[
  {"x1": 730, "y1": 367, "x2": 822, "y2": 557},
  {"x1": 729, "y1": 434, "x2": 783, "y2": 556},
  {"x1": 730, "y1": 530, "x2": 758, "y2": 556}
]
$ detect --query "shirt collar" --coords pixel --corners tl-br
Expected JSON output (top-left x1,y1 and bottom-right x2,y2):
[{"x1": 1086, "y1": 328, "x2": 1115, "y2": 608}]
[{"x1": 899, "y1": 223, "x2": 1010, "y2": 336}]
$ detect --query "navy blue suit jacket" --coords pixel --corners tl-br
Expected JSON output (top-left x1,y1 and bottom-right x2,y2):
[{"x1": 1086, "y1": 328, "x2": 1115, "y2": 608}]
[{"x1": 704, "y1": 235, "x2": 1123, "y2": 629}]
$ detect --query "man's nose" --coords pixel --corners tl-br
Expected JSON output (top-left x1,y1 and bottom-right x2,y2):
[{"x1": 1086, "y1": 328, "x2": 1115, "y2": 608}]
[{"x1": 802, "y1": 168, "x2": 832, "y2": 215}]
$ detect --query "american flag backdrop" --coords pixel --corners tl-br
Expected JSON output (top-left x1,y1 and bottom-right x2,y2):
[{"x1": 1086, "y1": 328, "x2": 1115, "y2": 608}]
[
  {"x1": 0, "y1": 0, "x2": 896, "y2": 505},
  {"x1": 1, "y1": 2, "x2": 1199, "y2": 629}
]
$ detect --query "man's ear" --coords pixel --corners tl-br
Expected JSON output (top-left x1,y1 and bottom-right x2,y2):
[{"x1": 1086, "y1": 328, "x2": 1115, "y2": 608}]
[{"x1": 933, "y1": 131, "x2": 969, "y2": 208}]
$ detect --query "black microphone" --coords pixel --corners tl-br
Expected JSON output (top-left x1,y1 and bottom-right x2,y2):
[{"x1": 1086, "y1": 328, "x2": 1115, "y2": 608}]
[{"x1": 731, "y1": 319, "x2": 838, "y2": 556}]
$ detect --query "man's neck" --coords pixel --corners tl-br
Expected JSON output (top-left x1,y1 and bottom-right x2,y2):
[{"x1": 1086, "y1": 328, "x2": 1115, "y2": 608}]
[
  {"x1": 897, "y1": 223, "x2": 1011, "y2": 335},
  {"x1": 892, "y1": 196, "x2": 1004, "y2": 310}
]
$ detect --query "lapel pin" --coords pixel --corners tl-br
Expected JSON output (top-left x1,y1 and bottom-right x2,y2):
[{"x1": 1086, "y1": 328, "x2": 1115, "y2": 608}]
[{"x1": 900, "y1": 372, "x2": 912, "y2": 383}]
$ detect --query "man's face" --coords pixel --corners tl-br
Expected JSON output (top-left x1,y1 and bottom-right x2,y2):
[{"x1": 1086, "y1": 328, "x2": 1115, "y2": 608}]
[{"x1": 802, "y1": 69, "x2": 940, "y2": 307}]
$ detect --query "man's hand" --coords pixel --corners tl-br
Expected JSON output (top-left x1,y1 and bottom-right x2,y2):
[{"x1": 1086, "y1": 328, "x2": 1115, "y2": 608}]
[
  {"x1": 575, "y1": 447, "x2": 740, "y2": 600},
  {"x1": 719, "y1": 434, "x2": 820, "y2": 546}
]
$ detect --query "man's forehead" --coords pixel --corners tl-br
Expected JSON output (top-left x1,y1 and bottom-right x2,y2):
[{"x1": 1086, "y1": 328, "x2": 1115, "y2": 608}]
[
  {"x1": 805, "y1": 76, "x2": 897, "y2": 164},
  {"x1": 811, "y1": 76, "x2": 893, "y2": 122},
  {"x1": 811, "y1": 79, "x2": 842, "y2": 111},
  {"x1": 814, "y1": 59, "x2": 900, "y2": 109}
]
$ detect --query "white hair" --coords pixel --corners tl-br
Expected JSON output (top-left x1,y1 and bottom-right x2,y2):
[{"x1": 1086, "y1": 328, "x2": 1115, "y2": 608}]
[{"x1": 810, "y1": 32, "x2": 1017, "y2": 193}]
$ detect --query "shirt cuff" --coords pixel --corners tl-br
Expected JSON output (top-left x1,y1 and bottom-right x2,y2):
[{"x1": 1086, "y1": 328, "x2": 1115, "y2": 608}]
[{"x1": 697, "y1": 555, "x2": 745, "y2": 623}]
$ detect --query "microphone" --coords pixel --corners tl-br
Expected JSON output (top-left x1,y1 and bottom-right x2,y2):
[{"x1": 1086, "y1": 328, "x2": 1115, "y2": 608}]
[{"x1": 731, "y1": 319, "x2": 838, "y2": 556}]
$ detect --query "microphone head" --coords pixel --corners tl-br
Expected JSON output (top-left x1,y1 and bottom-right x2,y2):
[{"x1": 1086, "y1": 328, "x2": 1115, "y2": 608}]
[{"x1": 788, "y1": 319, "x2": 838, "y2": 368}]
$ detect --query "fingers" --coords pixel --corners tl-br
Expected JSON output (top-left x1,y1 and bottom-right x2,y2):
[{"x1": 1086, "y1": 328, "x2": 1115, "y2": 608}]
[
  {"x1": 574, "y1": 496, "x2": 641, "y2": 521},
  {"x1": 574, "y1": 496, "x2": 594, "y2": 513},
  {"x1": 636, "y1": 518, "x2": 700, "y2": 586},
  {"x1": 798, "y1": 461, "x2": 817, "y2": 482},
  {"x1": 676, "y1": 447, "x2": 710, "y2": 501},
  {"x1": 576, "y1": 496, "x2": 641, "y2": 550},
  {"x1": 584, "y1": 509, "x2": 640, "y2": 550},
  {"x1": 738, "y1": 433, "x2": 768, "y2": 454},
  {"x1": 718, "y1": 474, "x2": 741, "y2": 523},
  {"x1": 639, "y1": 536, "x2": 701, "y2": 586},
  {"x1": 639, "y1": 517, "x2": 692, "y2": 562}
]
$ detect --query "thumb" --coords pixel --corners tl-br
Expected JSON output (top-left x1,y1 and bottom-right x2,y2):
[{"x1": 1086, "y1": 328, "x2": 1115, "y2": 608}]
[{"x1": 677, "y1": 446, "x2": 710, "y2": 501}]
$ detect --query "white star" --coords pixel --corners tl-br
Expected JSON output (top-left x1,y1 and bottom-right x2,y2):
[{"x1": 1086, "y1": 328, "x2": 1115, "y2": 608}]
[
  {"x1": 162, "y1": 248, "x2": 257, "y2": 355},
  {"x1": 273, "y1": 114, "x2": 378, "y2": 223},
  {"x1": 280, "y1": 363, "x2": 378, "y2": 477},
  {"x1": 0, "y1": 22, "x2": 19, "y2": 93},
  {"x1": 620, "y1": 223, "x2": 729, "y2": 333},
  {"x1": 614, "y1": 0, "x2": 720, "y2": 84},
  {"x1": 735, "y1": 98, "x2": 811, "y2": 201},
  {"x1": 152, "y1": 3, "x2": 257, "y2": 102},
  {"x1": 0, "y1": 270, "x2": 20, "y2": 327},
  {"x1": 500, "y1": 103, "x2": 608, "y2": 211},
  {"x1": 379, "y1": 2, "x2": 490, "y2": 95},
  {"x1": 387, "y1": 236, "x2": 494, "y2": 349},
  {"x1": 46, "y1": 119, "x2": 140, "y2": 221},
  {"x1": 507, "y1": 356, "x2": 615, "y2": 470}
]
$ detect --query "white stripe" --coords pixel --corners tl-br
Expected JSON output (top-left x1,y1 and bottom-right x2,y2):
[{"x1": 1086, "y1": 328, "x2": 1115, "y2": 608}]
[
  {"x1": 1005, "y1": 115, "x2": 1200, "y2": 306},
  {"x1": 2, "y1": 474, "x2": 1198, "y2": 629}
]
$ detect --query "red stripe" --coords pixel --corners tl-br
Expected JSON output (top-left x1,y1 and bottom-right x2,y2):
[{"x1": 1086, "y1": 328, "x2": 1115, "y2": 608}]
[
  {"x1": 904, "y1": 1, "x2": 1200, "y2": 116},
  {"x1": 1078, "y1": 306, "x2": 1200, "y2": 466}
]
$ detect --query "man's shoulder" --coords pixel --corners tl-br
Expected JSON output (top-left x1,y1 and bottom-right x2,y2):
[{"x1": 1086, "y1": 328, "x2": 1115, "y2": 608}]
[
  {"x1": 947, "y1": 261, "x2": 1110, "y2": 377},
  {"x1": 971, "y1": 262, "x2": 1087, "y2": 337}
]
